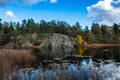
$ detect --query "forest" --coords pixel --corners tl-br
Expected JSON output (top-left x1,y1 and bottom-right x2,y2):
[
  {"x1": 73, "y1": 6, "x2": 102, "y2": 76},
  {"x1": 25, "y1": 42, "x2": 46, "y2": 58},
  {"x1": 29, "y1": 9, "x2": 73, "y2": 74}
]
[{"x1": 0, "y1": 18, "x2": 120, "y2": 46}]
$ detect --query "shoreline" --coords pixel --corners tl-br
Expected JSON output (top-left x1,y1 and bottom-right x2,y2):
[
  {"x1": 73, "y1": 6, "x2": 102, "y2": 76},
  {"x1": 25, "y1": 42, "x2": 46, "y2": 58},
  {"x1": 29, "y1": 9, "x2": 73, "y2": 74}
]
[
  {"x1": 83, "y1": 44, "x2": 120, "y2": 48},
  {"x1": 1, "y1": 43, "x2": 120, "y2": 49}
]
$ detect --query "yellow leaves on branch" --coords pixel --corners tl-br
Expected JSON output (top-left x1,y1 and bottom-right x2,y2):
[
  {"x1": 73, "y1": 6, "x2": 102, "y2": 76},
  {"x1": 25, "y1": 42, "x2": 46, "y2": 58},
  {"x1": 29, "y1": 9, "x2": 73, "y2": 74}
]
[{"x1": 76, "y1": 35, "x2": 84, "y2": 45}]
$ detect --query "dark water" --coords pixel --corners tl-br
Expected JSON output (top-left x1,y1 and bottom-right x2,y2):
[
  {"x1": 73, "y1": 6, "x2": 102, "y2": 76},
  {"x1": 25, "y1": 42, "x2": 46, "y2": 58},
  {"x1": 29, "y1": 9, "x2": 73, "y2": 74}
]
[
  {"x1": 32, "y1": 46, "x2": 120, "y2": 63},
  {"x1": 33, "y1": 47, "x2": 77, "y2": 61},
  {"x1": 83, "y1": 46, "x2": 120, "y2": 61}
]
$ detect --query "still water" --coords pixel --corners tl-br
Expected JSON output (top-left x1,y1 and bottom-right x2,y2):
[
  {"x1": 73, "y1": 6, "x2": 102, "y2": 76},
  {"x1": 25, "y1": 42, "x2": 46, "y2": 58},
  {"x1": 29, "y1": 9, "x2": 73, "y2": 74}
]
[
  {"x1": 33, "y1": 46, "x2": 120, "y2": 62},
  {"x1": 83, "y1": 46, "x2": 120, "y2": 61}
]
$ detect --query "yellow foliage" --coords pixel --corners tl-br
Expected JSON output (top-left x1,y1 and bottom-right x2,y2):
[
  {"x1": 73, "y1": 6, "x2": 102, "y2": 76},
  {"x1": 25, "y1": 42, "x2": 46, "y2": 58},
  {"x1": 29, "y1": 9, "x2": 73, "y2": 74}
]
[
  {"x1": 23, "y1": 39, "x2": 30, "y2": 45},
  {"x1": 17, "y1": 35, "x2": 22, "y2": 40},
  {"x1": 76, "y1": 35, "x2": 84, "y2": 45},
  {"x1": 78, "y1": 47, "x2": 87, "y2": 55},
  {"x1": 78, "y1": 47, "x2": 84, "y2": 55}
]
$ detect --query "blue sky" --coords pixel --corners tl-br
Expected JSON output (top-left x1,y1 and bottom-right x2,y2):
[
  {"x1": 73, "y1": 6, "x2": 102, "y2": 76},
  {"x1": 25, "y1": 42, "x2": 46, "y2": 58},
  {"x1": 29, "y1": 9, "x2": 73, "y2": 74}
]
[{"x1": 0, "y1": 0, "x2": 120, "y2": 28}]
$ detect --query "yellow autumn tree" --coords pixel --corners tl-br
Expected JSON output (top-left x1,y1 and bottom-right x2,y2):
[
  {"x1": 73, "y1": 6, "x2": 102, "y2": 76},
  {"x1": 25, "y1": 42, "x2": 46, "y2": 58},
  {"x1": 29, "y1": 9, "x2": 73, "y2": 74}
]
[
  {"x1": 76, "y1": 35, "x2": 84, "y2": 45},
  {"x1": 76, "y1": 35, "x2": 87, "y2": 55}
]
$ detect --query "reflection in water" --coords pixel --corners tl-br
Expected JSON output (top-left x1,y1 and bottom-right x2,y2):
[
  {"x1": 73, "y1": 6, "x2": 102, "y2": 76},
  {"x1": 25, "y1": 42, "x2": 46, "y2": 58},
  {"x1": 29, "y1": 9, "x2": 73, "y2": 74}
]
[
  {"x1": 78, "y1": 47, "x2": 84, "y2": 55},
  {"x1": 33, "y1": 46, "x2": 120, "y2": 62},
  {"x1": 83, "y1": 46, "x2": 120, "y2": 61},
  {"x1": 77, "y1": 47, "x2": 87, "y2": 55},
  {"x1": 33, "y1": 47, "x2": 76, "y2": 61}
]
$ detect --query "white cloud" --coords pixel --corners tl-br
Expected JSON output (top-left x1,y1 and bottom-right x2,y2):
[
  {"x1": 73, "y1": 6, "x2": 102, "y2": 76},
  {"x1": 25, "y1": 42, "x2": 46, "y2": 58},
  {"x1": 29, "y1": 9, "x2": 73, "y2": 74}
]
[
  {"x1": 87, "y1": 0, "x2": 120, "y2": 25},
  {"x1": 50, "y1": 0, "x2": 57, "y2": 3},
  {"x1": 6, "y1": 11, "x2": 15, "y2": 18},
  {"x1": 5, "y1": 11, "x2": 18, "y2": 22}
]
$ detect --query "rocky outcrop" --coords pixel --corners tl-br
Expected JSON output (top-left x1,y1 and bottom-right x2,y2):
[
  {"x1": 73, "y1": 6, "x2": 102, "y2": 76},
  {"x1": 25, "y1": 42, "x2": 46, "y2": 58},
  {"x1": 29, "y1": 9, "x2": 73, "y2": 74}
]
[
  {"x1": 4, "y1": 33, "x2": 78, "y2": 49},
  {"x1": 40, "y1": 33, "x2": 77, "y2": 48}
]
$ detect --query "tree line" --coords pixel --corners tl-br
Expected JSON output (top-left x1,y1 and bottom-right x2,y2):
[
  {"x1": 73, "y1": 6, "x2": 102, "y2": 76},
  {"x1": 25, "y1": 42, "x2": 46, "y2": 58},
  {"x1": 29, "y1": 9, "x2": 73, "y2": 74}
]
[{"x1": 0, "y1": 18, "x2": 120, "y2": 46}]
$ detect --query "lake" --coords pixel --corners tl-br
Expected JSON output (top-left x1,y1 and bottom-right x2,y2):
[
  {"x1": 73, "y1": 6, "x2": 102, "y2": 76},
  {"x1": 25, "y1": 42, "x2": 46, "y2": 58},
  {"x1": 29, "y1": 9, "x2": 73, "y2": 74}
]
[
  {"x1": 32, "y1": 46, "x2": 120, "y2": 63},
  {"x1": 12, "y1": 46, "x2": 120, "y2": 80}
]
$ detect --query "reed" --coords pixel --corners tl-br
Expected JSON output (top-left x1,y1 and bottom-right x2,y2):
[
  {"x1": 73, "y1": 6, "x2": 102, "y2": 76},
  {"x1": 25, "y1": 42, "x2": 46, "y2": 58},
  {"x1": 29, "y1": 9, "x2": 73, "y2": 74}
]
[
  {"x1": 0, "y1": 49, "x2": 35, "y2": 80},
  {"x1": 12, "y1": 66, "x2": 101, "y2": 80}
]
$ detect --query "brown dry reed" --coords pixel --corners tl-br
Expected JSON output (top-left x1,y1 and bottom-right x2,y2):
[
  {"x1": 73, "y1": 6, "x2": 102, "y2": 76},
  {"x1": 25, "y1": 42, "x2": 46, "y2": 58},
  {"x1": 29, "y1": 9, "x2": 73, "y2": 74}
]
[{"x1": 0, "y1": 49, "x2": 35, "y2": 80}]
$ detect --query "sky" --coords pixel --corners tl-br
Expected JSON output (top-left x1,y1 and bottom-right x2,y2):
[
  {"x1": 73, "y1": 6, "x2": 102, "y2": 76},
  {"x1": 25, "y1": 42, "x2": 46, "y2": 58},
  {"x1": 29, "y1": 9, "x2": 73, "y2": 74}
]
[{"x1": 0, "y1": 0, "x2": 120, "y2": 28}]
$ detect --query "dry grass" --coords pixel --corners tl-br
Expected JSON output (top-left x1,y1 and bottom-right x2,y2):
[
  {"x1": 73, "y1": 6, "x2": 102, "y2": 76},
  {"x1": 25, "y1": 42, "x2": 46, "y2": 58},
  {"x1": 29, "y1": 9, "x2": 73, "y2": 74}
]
[{"x1": 0, "y1": 49, "x2": 35, "y2": 80}]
